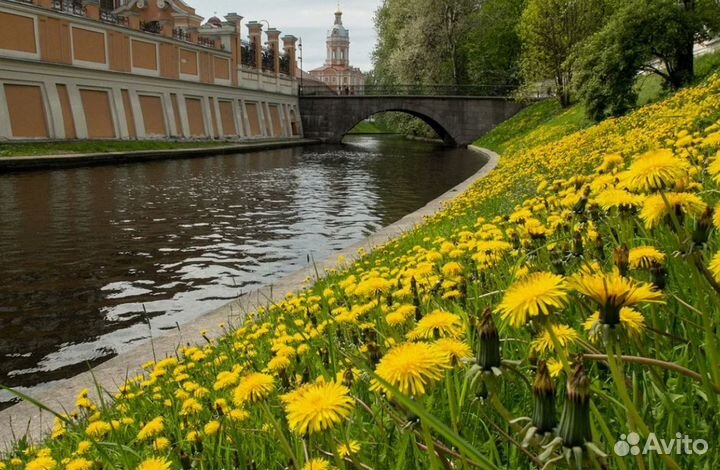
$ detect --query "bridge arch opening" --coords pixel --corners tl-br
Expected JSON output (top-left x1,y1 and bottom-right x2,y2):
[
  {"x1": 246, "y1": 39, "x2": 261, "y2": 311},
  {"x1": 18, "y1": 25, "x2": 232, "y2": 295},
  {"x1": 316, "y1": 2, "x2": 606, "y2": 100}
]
[{"x1": 341, "y1": 110, "x2": 457, "y2": 146}]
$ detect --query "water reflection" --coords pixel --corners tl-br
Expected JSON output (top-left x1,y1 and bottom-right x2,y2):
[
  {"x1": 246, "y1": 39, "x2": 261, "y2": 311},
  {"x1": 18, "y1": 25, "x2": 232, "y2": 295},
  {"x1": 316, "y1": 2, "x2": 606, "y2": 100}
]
[{"x1": 0, "y1": 136, "x2": 485, "y2": 402}]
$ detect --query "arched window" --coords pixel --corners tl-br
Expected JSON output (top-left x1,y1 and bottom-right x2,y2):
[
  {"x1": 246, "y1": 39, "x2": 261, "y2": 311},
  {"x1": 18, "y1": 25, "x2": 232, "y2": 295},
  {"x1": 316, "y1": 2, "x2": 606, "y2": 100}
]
[{"x1": 332, "y1": 50, "x2": 336, "y2": 60}]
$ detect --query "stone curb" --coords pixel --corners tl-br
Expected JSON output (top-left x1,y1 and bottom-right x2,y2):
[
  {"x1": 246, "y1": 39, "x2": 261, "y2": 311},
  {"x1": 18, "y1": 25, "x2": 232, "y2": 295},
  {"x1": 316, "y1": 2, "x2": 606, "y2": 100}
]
[
  {"x1": 0, "y1": 139, "x2": 319, "y2": 172},
  {"x1": 0, "y1": 146, "x2": 500, "y2": 449}
]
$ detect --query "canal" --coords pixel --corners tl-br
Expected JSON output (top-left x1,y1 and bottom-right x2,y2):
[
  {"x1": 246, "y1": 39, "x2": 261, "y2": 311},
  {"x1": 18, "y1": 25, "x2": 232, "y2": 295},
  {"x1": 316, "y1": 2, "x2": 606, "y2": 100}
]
[{"x1": 0, "y1": 135, "x2": 486, "y2": 406}]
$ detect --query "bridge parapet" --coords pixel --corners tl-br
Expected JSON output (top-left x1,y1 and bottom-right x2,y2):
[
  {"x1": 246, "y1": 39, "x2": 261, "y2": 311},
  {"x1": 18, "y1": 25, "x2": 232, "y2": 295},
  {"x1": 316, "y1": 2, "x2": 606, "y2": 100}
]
[
  {"x1": 300, "y1": 84, "x2": 517, "y2": 97},
  {"x1": 299, "y1": 94, "x2": 526, "y2": 147}
]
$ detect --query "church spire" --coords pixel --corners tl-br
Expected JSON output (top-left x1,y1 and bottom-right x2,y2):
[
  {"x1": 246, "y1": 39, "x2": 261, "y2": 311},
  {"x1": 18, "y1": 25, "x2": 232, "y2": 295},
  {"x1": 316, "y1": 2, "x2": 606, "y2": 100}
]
[{"x1": 335, "y1": 2, "x2": 342, "y2": 25}]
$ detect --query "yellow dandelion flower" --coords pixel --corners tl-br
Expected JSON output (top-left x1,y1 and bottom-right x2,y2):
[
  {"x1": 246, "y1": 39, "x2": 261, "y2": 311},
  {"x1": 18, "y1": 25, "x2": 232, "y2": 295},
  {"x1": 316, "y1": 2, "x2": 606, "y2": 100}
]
[
  {"x1": 640, "y1": 192, "x2": 707, "y2": 229},
  {"x1": 406, "y1": 310, "x2": 463, "y2": 340},
  {"x1": 354, "y1": 277, "x2": 392, "y2": 297},
  {"x1": 228, "y1": 408, "x2": 250, "y2": 422},
  {"x1": 137, "y1": 417, "x2": 164, "y2": 441},
  {"x1": 180, "y1": 398, "x2": 202, "y2": 416},
  {"x1": 708, "y1": 155, "x2": 720, "y2": 183},
  {"x1": 713, "y1": 203, "x2": 720, "y2": 229},
  {"x1": 620, "y1": 148, "x2": 690, "y2": 192},
  {"x1": 136, "y1": 457, "x2": 171, "y2": 470},
  {"x1": 370, "y1": 342, "x2": 450, "y2": 397},
  {"x1": 709, "y1": 251, "x2": 720, "y2": 283},
  {"x1": 433, "y1": 338, "x2": 473, "y2": 364},
  {"x1": 583, "y1": 307, "x2": 646, "y2": 340},
  {"x1": 76, "y1": 441, "x2": 91, "y2": 455},
  {"x1": 25, "y1": 457, "x2": 56, "y2": 470},
  {"x1": 267, "y1": 355, "x2": 292, "y2": 372},
  {"x1": 282, "y1": 381, "x2": 354, "y2": 435},
  {"x1": 495, "y1": 272, "x2": 569, "y2": 327},
  {"x1": 441, "y1": 262, "x2": 464, "y2": 277},
  {"x1": 385, "y1": 304, "x2": 416, "y2": 326},
  {"x1": 302, "y1": 458, "x2": 335, "y2": 470},
  {"x1": 596, "y1": 153, "x2": 624, "y2": 173},
  {"x1": 203, "y1": 420, "x2": 221, "y2": 436},
  {"x1": 337, "y1": 440, "x2": 361, "y2": 458},
  {"x1": 628, "y1": 246, "x2": 666, "y2": 270},
  {"x1": 594, "y1": 189, "x2": 645, "y2": 211},
  {"x1": 570, "y1": 270, "x2": 663, "y2": 325},
  {"x1": 546, "y1": 358, "x2": 565, "y2": 378},
  {"x1": 152, "y1": 437, "x2": 170, "y2": 451},
  {"x1": 213, "y1": 370, "x2": 239, "y2": 391},
  {"x1": 65, "y1": 459, "x2": 93, "y2": 470},
  {"x1": 530, "y1": 324, "x2": 580, "y2": 355},
  {"x1": 233, "y1": 372, "x2": 275, "y2": 405},
  {"x1": 85, "y1": 421, "x2": 111, "y2": 439}
]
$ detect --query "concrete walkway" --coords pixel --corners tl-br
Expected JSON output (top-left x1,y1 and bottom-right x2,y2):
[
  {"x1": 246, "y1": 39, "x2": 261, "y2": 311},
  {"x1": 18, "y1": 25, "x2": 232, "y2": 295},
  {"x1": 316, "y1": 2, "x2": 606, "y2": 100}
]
[
  {"x1": 0, "y1": 138, "x2": 318, "y2": 172},
  {"x1": 0, "y1": 146, "x2": 500, "y2": 449}
]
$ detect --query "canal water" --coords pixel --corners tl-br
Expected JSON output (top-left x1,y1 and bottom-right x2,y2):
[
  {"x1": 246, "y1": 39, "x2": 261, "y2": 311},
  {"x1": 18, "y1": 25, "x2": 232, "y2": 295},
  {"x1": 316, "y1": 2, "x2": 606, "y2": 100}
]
[{"x1": 0, "y1": 135, "x2": 486, "y2": 407}]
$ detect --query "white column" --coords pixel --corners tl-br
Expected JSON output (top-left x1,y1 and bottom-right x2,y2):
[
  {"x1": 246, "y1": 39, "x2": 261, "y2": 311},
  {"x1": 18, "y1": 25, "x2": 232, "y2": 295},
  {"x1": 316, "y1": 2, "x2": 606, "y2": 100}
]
[
  {"x1": 213, "y1": 98, "x2": 224, "y2": 137},
  {"x1": 239, "y1": 99, "x2": 252, "y2": 138},
  {"x1": 66, "y1": 84, "x2": 89, "y2": 139},
  {"x1": 163, "y1": 92, "x2": 177, "y2": 137},
  {"x1": 129, "y1": 89, "x2": 146, "y2": 139},
  {"x1": 111, "y1": 87, "x2": 130, "y2": 139},
  {"x1": 0, "y1": 84, "x2": 11, "y2": 139},
  {"x1": 43, "y1": 81, "x2": 65, "y2": 139}
]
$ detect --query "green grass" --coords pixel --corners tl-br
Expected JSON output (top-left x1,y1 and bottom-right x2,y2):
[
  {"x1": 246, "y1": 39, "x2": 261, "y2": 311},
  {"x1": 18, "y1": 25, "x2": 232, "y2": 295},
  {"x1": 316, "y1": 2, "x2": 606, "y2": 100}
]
[
  {"x1": 0, "y1": 140, "x2": 235, "y2": 157},
  {"x1": 347, "y1": 120, "x2": 394, "y2": 134},
  {"x1": 474, "y1": 99, "x2": 593, "y2": 154}
]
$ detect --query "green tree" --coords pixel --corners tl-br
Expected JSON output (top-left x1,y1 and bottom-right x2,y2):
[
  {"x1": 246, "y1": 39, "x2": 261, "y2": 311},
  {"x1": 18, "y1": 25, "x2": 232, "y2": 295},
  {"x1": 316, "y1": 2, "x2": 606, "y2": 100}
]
[
  {"x1": 574, "y1": 0, "x2": 720, "y2": 120},
  {"x1": 518, "y1": 0, "x2": 613, "y2": 106},
  {"x1": 462, "y1": 0, "x2": 526, "y2": 88}
]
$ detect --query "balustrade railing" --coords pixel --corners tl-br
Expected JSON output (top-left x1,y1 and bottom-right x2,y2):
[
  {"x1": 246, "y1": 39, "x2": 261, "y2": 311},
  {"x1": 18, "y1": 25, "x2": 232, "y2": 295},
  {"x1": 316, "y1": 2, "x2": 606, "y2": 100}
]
[
  {"x1": 52, "y1": 0, "x2": 85, "y2": 16},
  {"x1": 197, "y1": 37, "x2": 216, "y2": 48},
  {"x1": 300, "y1": 84, "x2": 518, "y2": 97},
  {"x1": 140, "y1": 20, "x2": 162, "y2": 34},
  {"x1": 100, "y1": 9, "x2": 128, "y2": 26},
  {"x1": 279, "y1": 53, "x2": 291, "y2": 76},
  {"x1": 261, "y1": 47, "x2": 275, "y2": 73},
  {"x1": 173, "y1": 28, "x2": 191, "y2": 42},
  {"x1": 241, "y1": 40, "x2": 257, "y2": 69}
]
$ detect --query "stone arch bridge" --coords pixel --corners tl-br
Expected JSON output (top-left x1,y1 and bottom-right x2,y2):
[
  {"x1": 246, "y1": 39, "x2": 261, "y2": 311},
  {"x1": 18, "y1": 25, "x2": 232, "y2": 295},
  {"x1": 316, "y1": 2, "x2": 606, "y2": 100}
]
[{"x1": 299, "y1": 85, "x2": 526, "y2": 147}]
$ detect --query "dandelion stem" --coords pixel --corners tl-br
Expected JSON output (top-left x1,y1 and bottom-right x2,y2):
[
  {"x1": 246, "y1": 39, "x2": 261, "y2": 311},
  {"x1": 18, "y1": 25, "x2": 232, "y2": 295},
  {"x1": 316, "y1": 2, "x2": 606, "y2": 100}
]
[
  {"x1": 583, "y1": 354, "x2": 720, "y2": 393},
  {"x1": 604, "y1": 339, "x2": 680, "y2": 470}
]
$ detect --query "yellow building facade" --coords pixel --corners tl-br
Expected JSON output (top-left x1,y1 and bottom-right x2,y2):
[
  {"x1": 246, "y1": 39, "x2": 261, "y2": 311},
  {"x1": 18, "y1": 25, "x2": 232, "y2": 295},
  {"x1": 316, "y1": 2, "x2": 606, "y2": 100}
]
[{"x1": 0, "y1": 0, "x2": 302, "y2": 141}]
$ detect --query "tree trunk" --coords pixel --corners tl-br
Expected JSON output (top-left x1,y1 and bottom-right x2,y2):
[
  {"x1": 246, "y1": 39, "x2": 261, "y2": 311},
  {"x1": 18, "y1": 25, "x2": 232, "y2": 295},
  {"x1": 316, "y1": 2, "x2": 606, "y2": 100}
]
[{"x1": 669, "y1": 0, "x2": 695, "y2": 89}]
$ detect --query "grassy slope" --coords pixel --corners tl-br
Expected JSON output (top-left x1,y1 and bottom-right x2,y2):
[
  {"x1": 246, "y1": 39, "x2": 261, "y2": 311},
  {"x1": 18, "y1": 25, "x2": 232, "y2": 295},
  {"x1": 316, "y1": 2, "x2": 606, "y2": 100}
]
[
  {"x1": 4, "y1": 75, "x2": 720, "y2": 469},
  {"x1": 347, "y1": 121, "x2": 393, "y2": 134},
  {"x1": 474, "y1": 100, "x2": 592, "y2": 154}
]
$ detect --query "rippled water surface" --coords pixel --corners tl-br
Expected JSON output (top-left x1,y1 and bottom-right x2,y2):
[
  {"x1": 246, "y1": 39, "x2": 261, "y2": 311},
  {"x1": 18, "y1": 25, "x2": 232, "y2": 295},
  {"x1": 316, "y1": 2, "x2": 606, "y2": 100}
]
[{"x1": 0, "y1": 135, "x2": 486, "y2": 403}]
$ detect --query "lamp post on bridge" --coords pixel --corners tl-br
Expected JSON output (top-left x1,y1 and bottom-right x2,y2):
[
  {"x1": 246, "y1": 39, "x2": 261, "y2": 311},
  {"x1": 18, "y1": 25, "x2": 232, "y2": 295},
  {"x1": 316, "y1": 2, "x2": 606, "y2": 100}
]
[{"x1": 298, "y1": 37, "x2": 303, "y2": 97}]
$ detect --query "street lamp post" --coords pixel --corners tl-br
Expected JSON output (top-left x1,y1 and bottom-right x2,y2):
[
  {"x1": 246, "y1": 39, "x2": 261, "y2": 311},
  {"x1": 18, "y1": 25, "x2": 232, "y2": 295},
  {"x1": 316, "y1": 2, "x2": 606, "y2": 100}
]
[{"x1": 298, "y1": 37, "x2": 303, "y2": 96}]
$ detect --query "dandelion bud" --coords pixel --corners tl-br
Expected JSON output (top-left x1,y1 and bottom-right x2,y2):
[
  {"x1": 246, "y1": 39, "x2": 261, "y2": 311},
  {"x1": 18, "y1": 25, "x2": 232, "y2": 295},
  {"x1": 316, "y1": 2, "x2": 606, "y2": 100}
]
[
  {"x1": 411, "y1": 277, "x2": 422, "y2": 320},
  {"x1": 693, "y1": 206, "x2": 714, "y2": 247},
  {"x1": 557, "y1": 362, "x2": 592, "y2": 447},
  {"x1": 476, "y1": 309, "x2": 501, "y2": 371},
  {"x1": 572, "y1": 232, "x2": 584, "y2": 258},
  {"x1": 550, "y1": 248, "x2": 565, "y2": 275},
  {"x1": 613, "y1": 245, "x2": 629, "y2": 277},
  {"x1": 651, "y1": 264, "x2": 668, "y2": 290},
  {"x1": 532, "y1": 361, "x2": 557, "y2": 433},
  {"x1": 366, "y1": 341, "x2": 382, "y2": 365},
  {"x1": 342, "y1": 367, "x2": 355, "y2": 388}
]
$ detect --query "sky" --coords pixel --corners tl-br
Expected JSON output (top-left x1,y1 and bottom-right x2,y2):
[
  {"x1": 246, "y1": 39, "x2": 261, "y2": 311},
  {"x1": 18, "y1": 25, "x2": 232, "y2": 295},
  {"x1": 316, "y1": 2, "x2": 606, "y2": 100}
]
[{"x1": 194, "y1": 1, "x2": 382, "y2": 72}]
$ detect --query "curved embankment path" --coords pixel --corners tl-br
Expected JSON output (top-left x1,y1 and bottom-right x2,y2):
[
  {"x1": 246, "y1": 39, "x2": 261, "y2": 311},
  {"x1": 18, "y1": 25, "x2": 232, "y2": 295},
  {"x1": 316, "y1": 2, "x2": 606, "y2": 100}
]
[{"x1": 0, "y1": 146, "x2": 500, "y2": 449}]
